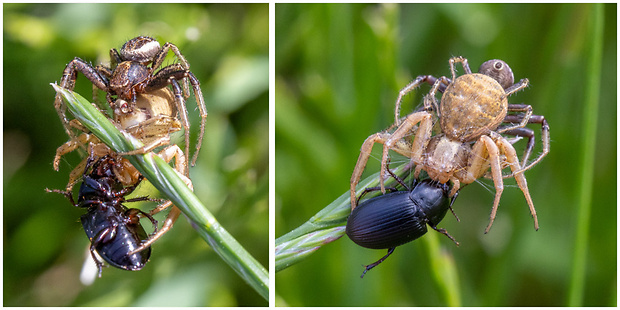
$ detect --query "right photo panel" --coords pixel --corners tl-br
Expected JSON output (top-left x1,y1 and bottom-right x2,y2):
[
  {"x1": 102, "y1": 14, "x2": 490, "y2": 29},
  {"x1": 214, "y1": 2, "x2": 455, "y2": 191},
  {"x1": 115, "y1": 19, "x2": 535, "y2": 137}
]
[{"x1": 275, "y1": 3, "x2": 616, "y2": 307}]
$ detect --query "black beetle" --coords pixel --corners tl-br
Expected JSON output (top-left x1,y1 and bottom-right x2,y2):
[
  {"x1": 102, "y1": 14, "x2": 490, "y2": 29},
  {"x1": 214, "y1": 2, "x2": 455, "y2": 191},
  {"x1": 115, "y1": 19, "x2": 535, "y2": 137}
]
[
  {"x1": 48, "y1": 152, "x2": 158, "y2": 276},
  {"x1": 346, "y1": 176, "x2": 459, "y2": 278}
]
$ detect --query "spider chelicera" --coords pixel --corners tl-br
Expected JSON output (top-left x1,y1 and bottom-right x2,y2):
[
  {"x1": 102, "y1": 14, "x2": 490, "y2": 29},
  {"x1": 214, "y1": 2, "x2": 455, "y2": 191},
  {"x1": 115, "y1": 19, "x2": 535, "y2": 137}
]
[{"x1": 350, "y1": 56, "x2": 550, "y2": 233}]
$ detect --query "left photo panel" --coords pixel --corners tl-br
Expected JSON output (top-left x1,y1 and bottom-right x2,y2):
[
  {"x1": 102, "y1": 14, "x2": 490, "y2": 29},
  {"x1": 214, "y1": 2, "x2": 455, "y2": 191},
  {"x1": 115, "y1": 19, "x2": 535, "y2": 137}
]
[{"x1": 4, "y1": 3, "x2": 269, "y2": 306}]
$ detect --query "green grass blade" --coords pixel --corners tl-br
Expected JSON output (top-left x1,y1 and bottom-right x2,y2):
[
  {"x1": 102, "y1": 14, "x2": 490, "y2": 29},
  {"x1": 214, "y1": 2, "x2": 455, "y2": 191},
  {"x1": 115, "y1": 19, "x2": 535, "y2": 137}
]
[
  {"x1": 52, "y1": 84, "x2": 268, "y2": 301},
  {"x1": 567, "y1": 3, "x2": 604, "y2": 306},
  {"x1": 422, "y1": 232, "x2": 461, "y2": 306}
]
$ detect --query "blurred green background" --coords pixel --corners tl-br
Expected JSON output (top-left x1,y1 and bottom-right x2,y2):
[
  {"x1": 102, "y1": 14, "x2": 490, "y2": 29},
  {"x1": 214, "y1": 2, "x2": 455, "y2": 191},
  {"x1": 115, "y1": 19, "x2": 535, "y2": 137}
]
[
  {"x1": 4, "y1": 3, "x2": 268, "y2": 307},
  {"x1": 276, "y1": 3, "x2": 616, "y2": 307}
]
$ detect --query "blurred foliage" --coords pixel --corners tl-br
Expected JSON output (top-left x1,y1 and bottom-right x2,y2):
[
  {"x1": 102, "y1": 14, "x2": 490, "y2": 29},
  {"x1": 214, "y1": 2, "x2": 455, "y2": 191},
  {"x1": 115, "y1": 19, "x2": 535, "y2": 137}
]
[
  {"x1": 275, "y1": 3, "x2": 616, "y2": 307},
  {"x1": 4, "y1": 3, "x2": 268, "y2": 307}
]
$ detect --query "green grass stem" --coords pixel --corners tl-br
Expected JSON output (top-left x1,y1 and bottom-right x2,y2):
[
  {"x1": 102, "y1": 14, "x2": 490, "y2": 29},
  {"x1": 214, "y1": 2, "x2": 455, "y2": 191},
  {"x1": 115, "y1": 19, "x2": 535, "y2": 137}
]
[{"x1": 567, "y1": 4, "x2": 603, "y2": 306}]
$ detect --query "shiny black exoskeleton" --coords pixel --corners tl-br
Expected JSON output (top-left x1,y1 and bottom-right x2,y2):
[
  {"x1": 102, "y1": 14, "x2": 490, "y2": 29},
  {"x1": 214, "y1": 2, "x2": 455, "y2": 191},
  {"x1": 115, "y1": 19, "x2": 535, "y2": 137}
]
[
  {"x1": 49, "y1": 153, "x2": 158, "y2": 276},
  {"x1": 346, "y1": 177, "x2": 459, "y2": 278}
]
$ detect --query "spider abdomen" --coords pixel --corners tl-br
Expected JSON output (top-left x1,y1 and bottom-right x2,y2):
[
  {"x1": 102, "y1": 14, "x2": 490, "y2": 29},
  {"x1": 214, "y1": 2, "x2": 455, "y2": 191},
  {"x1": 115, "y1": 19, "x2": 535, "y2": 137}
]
[{"x1": 440, "y1": 73, "x2": 507, "y2": 142}]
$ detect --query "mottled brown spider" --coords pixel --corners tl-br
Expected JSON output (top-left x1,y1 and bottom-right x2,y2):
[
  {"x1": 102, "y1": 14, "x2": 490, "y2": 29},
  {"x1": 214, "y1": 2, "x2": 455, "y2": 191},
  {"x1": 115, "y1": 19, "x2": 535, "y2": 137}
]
[
  {"x1": 53, "y1": 36, "x2": 207, "y2": 165},
  {"x1": 350, "y1": 56, "x2": 550, "y2": 233}
]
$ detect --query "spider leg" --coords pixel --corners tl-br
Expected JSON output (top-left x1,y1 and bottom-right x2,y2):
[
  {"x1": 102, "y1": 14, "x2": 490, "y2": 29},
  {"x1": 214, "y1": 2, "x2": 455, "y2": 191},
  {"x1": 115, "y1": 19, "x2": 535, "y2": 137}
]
[
  {"x1": 355, "y1": 163, "x2": 407, "y2": 205},
  {"x1": 495, "y1": 113, "x2": 550, "y2": 180},
  {"x1": 498, "y1": 103, "x2": 533, "y2": 134},
  {"x1": 426, "y1": 77, "x2": 451, "y2": 118},
  {"x1": 493, "y1": 134, "x2": 538, "y2": 232},
  {"x1": 93, "y1": 64, "x2": 113, "y2": 108},
  {"x1": 151, "y1": 42, "x2": 191, "y2": 97},
  {"x1": 109, "y1": 48, "x2": 123, "y2": 68},
  {"x1": 65, "y1": 143, "x2": 115, "y2": 192},
  {"x1": 392, "y1": 75, "x2": 446, "y2": 127},
  {"x1": 382, "y1": 111, "x2": 433, "y2": 193},
  {"x1": 148, "y1": 64, "x2": 208, "y2": 166},
  {"x1": 54, "y1": 132, "x2": 100, "y2": 171},
  {"x1": 502, "y1": 127, "x2": 535, "y2": 168},
  {"x1": 464, "y1": 136, "x2": 504, "y2": 233},
  {"x1": 350, "y1": 132, "x2": 389, "y2": 210},
  {"x1": 168, "y1": 78, "x2": 191, "y2": 171},
  {"x1": 449, "y1": 56, "x2": 472, "y2": 80},
  {"x1": 506, "y1": 114, "x2": 550, "y2": 175},
  {"x1": 55, "y1": 57, "x2": 110, "y2": 139},
  {"x1": 128, "y1": 145, "x2": 193, "y2": 255},
  {"x1": 504, "y1": 78, "x2": 529, "y2": 96}
]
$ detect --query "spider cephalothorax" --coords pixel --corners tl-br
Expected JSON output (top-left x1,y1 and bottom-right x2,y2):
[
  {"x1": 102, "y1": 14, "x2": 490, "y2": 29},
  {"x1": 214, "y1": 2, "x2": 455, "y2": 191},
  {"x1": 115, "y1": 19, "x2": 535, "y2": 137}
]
[{"x1": 350, "y1": 56, "x2": 550, "y2": 233}]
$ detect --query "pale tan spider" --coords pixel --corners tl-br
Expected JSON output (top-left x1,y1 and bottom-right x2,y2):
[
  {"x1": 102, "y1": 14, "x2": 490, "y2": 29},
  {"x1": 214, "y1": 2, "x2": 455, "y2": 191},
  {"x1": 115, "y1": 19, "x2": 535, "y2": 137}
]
[
  {"x1": 53, "y1": 88, "x2": 194, "y2": 254},
  {"x1": 54, "y1": 88, "x2": 189, "y2": 187},
  {"x1": 350, "y1": 56, "x2": 550, "y2": 233}
]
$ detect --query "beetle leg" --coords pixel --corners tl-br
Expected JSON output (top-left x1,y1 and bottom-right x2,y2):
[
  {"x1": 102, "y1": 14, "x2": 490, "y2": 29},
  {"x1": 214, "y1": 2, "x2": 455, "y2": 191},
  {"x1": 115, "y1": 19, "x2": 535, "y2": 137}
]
[
  {"x1": 89, "y1": 225, "x2": 118, "y2": 278},
  {"x1": 355, "y1": 186, "x2": 399, "y2": 205},
  {"x1": 125, "y1": 208, "x2": 159, "y2": 235},
  {"x1": 429, "y1": 225, "x2": 459, "y2": 246},
  {"x1": 45, "y1": 187, "x2": 77, "y2": 206},
  {"x1": 361, "y1": 247, "x2": 395, "y2": 278},
  {"x1": 448, "y1": 190, "x2": 460, "y2": 222}
]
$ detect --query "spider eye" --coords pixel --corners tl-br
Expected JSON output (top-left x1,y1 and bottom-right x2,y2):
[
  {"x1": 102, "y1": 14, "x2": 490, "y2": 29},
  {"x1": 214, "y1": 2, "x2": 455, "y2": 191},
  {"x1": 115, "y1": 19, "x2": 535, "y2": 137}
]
[{"x1": 479, "y1": 59, "x2": 514, "y2": 90}]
